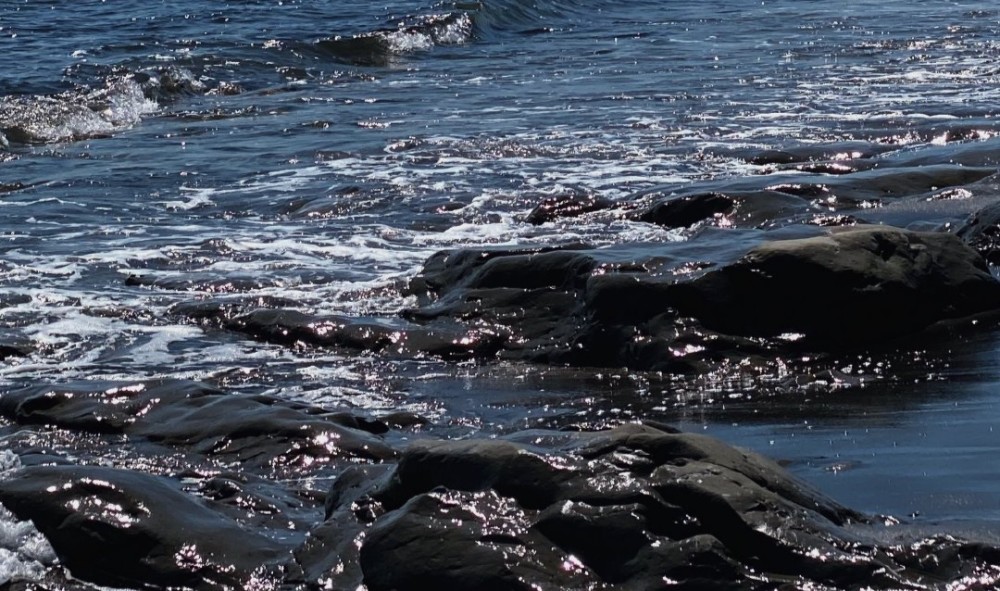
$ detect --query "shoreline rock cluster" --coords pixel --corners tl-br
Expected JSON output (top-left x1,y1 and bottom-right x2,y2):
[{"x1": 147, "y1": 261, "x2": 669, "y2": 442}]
[
  {"x1": 167, "y1": 222, "x2": 1000, "y2": 377},
  {"x1": 6, "y1": 160, "x2": 1000, "y2": 589},
  {"x1": 3, "y1": 386, "x2": 1000, "y2": 590}
]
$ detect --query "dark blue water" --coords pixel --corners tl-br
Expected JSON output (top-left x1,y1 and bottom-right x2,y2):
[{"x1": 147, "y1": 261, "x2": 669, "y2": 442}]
[{"x1": 4, "y1": 0, "x2": 1000, "y2": 582}]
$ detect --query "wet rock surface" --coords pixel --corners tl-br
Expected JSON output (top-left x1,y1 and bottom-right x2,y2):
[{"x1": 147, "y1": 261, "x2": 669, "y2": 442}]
[
  {"x1": 0, "y1": 466, "x2": 287, "y2": 591},
  {"x1": 0, "y1": 379, "x2": 395, "y2": 467},
  {"x1": 664, "y1": 226, "x2": 1000, "y2": 346},
  {"x1": 294, "y1": 423, "x2": 1000, "y2": 590},
  {"x1": 390, "y1": 226, "x2": 1000, "y2": 370},
  {"x1": 958, "y1": 201, "x2": 1000, "y2": 264},
  {"x1": 3, "y1": 384, "x2": 1000, "y2": 590},
  {"x1": 166, "y1": 223, "x2": 1000, "y2": 375},
  {"x1": 0, "y1": 370, "x2": 1000, "y2": 590}
]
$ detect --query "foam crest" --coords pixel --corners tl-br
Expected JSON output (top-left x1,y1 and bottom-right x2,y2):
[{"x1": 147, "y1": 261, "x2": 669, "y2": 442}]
[
  {"x1": 0, "y1": 76, "x2": 157, "y2": 145},
  {"x1": 0, "y1": 451, "x2": 57, "y2": 586}
]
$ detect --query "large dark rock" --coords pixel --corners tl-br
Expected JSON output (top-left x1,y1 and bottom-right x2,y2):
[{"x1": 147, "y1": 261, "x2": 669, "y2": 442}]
[
  {"x1": 0, "y1": 379, "x2": 396, "y2": 467},
  {"x1": 663, "y1": 226, "x2": 1000, "y2": 346},
  {"x1": 404, "y1": 225, "x2": 1000, "y2": 369},
  {"x1": 634, "y1": 190, "x2": 808, "y2": 229},
  {"x1": 175, "y1": 225, "x2": 1000, "y2": 372},
  {"x1": 957, "y1": 200, "x2": 1000, "y2": 264},
  {"x1": 0, "y1": 466, "x2": 288, "y2": 590},
  {"x1": 295, "y1": 423, "x2": 1000, "y2": 590}
]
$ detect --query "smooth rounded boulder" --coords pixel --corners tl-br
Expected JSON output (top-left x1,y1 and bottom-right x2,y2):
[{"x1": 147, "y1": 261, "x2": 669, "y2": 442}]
[
  {"x1": 663, "y1": 226, "x2": 1000, "y2": 346},
  {"x1": 0, "y1": 466, "x2": 288, "y2": 590}
]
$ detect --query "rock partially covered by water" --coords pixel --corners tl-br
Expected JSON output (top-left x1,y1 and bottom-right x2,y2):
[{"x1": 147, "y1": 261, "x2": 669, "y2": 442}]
[
  {"x1": 0, "y1": 465, "x2": 287, "y2": 590},
  {"x1": 180, "y1": 226, "x2": 1000, "y2": 371},
  {"x1": 634, "y1": 190, "x2": 809, "y2": 229},
  {"x1": 0, "y1": 379, "x2": 395, "y2": 467},
  {"x1": 405, "y1": 225, "x2": 1000, "y2": 368},
  {"x1": 525, "y1": 193, "x2": 615, "y2": 225},
  {"x1": 957, "y1": 200, "x2": 1000, "y2": 264},
  {"x1": 298, "y1": 423, "x2": 998, "y2": 590}
]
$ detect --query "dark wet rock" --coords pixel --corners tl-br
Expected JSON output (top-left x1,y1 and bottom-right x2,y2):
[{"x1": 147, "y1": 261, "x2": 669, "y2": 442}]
[
  {"x1": 191, "y1": 224, "x2": 1000, "y2": 372},
  {"x1": 360, "y1": 489, "x2": 588, "y2": 591},
  {"x1": 376, "y1": 439, "x2": 571, "y2": 510},
  {"x1": 125, "y1": 273, "x2": 282, "y2": 293},
  {"x1": 185, "y1": 469, "x2": 321, "y2": 533},
  {"x1": 525, "y1": 193, "x2": 614, "y2": 224},
  {"x1": 957, "y1": 200, "x2": 1000, "y2": 264},
  {"x1": 169, "y1": 295, "x2": 301, "y2": 323},
  {"x1": 226, "y1": 308, "x2": 508, "y2": 360},
  {"x1": 635, "y1": 191, "x2": 736, "y2": 227},
  {"x1": 172, "y1": 290, "x2": 511, "y2": 361},
  {"x1": 296, "y1": 423, "x2": 1000, "y2": 590},
  {"x1": 405, "y1": 244, "x2": 594, "y2": 298},
  {"x1": 379, "y1": 410, "x2": 430, "y2": 429},
  {"x1": 0, "y1": 332, "x2": 33, "y2": 360},
  {"x1": 0, "y1": 379, "x2": 395, "y2": 466},
  {"x1": 634, "y1": 190, "x2": 808, "y2": 229},
  {"x1": 632, "y1": 165, "x2": 995, "y2": 223},
  {"x1": 0, "y1": 465, "x2": 287, "y2": 590},
  {"x1": 829, "y1": 165, "x2": 996, "y2": 200},
  {"x1": 785, "y1": 159, "x2": 877, "y2": 175},
  {"x1": 726, "y1": 142, "x2": 888, "y2": 166},
  {"x1": 664, "y1": 226, "x2": 1000, "y2": 346},
  {"x1": 402, "y1": 225, "x2": 1000, "y2": 370}
]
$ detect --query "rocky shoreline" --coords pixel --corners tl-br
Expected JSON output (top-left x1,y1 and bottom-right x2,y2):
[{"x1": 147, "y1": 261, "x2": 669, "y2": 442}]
[
  {"x1": 6, "y1": 146, "x2": 1000, "y2": 589},
  {"x1": 4, "y1": 382, "x2": 1000, "y2": 590},
  {"x1": 6, "y1": 183, "x2": 1000, "y2": 588}
]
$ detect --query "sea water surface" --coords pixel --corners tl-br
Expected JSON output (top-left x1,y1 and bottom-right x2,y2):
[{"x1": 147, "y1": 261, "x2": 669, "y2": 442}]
[{"x1": 4, "y1": 0, "x2": 1000, "y2": 584}]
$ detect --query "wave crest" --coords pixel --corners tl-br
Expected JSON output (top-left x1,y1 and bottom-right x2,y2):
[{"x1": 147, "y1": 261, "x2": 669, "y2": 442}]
[{"x1": 316, "y1": 12, "x2": 474, "y2": 66}]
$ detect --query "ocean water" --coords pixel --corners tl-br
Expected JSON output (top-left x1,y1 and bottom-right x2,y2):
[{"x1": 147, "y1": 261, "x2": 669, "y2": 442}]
[{"x1": 4, "y1": 0, "x2": 1000, "y2": 585}]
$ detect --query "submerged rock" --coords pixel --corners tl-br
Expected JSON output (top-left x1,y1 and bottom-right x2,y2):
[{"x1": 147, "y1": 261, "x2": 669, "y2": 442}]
[
  {"x1": 0, "y1": 379, "x2": 396, "y2": 467},
  {"x1": 297, "y1": 423, "x2": 1000, "y2": 590},
  {"x1": 525, "y1": 193, "x2": 615, "y2": 224},
  {"x1": 634, "y1": 190, "x2": 808, "y2": 229}
]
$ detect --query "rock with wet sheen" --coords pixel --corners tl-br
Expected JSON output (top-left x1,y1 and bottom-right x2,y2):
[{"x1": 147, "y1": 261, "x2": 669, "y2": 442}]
[
  {"x1": 634, "y1": 190, "x2": 808, "y2": 229},
  {"x1": 297, "y1": 423, "x2": 999, "y2": 590},
  {"x1": 663, "y1": 225, "x2": 1000, "y2": 345},
  {"x1": 0, "y1": 465, "x2": 287, "y2": 590},
  {"x1": 957, "y1": 200, "x2": 1000, "y2": 263},
  {"x1": 402, "y1": 225, "x2": 1000, "y2": 368},
  {"x1": 524, "y1": 193, "x2": 615, "y2": 224},
  {"x1": 175, "y1": 225, "x2": 1000, "y2": 372},
  {"x1": 0, "y1": 379, "x2": 396, "y2": 466}
]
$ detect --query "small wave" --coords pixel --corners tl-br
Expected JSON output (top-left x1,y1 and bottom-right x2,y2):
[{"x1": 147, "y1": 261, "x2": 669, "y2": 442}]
[
  {"x1": 0, "y1": 75, "x2": 157, "y2": 145},
  {"x1": 0, "y1": 64, "x2": 219, "y2": 145},
  {"x1": 316, "y1": 12, "x2": 474, "y2": 66},
  {"x1": 471, "y1": 0, "x2": 588, "y2": 36}
]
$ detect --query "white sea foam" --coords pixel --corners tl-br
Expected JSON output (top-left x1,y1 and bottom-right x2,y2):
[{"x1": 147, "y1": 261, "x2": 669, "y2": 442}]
[
  {"x1": 0, "y1": 451, "x2": 57, "y2": 586},
  {"x1": 383, "y1": 13, "x2": 473, "y2": 54}
]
